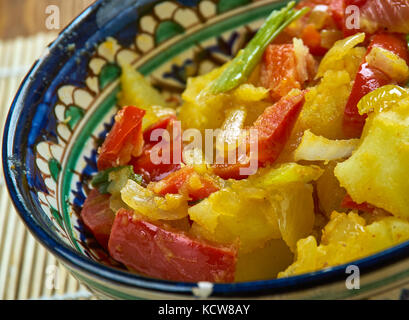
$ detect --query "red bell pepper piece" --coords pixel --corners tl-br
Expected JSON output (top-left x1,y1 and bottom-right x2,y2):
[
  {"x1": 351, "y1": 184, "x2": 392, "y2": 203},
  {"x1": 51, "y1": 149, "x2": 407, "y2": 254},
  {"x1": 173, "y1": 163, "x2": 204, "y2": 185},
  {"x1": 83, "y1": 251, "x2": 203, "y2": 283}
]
[
  {"x1": 345, "y1": 0, "x2": 367, "y2": 4},
  {"x1": 369, "y1": 33, "x2": 409, "y2": 64},
  {"x1": 149, "y1": 166, "x2": 220, "y2": 202},
  {"x1": 213, "y1": 92, "x2": 305, "y2": 180},
  {"x1": 253, "y1": 92, "x2": 306, "y2": 164},
  {"x1": 212, "y1": 163, "x2": 248, "y2": 181},
  {"x1": 97, "y1": 106, "x2": 146, "y2": 171},
  {"x1": 81, "y1": 189, "x2": 115, "y2": 250},
  {"x1": 343, "y1": 33, "x2": 409, "y2": 138},
  {"x1": 108, "y1": 209, "x2": 237, "y2": 283},
  {"x1": 343, "y1": 62, "x2": 391, "y2": 137},
  {"x1": 131, "y1": 116, "x2": 182, "y2": 182},
  {"x1": 341, "y1": 194, "x2": 375, "y2": 213}
]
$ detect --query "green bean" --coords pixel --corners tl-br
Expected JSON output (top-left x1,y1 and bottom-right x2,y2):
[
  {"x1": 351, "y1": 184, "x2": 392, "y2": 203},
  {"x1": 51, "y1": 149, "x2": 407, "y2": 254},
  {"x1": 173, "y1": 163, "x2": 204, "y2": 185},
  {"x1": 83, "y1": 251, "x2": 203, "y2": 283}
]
[{"x1": 210, "y1": 2, "x2": 309, "y2": 94}]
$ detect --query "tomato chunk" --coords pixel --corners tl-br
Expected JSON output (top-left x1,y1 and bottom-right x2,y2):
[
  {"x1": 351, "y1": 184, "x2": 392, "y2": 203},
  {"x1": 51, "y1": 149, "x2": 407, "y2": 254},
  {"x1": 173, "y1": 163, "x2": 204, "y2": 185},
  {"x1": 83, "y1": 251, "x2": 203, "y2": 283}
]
[
  {"x1": 213, "y1": 92, "x2": 305, "y2": 180},
  {"x1": 149, "y1": 166, "x2": 220, "y2": 201},
  {"x1": 343, "y1": 33, "x2": 409, "y2": 137},
  {"x1": 260, "y1": 44, "x2": 303, "y2": 101},
  {"x1": 97, "y1": 106, "x2": 146, "y2": 171},
  {"x1": 108, "y1": 209, "x2": 237, "y2": 283},
  {"x1": 296, "y1": 0, "x2": 331, "y2": 9},
  {"x1": 143, "y1": 115, "x2": 177, "y2": 142},
  {"x1": 329, "y1": 0, "x2": 345, "y2": 30},
  {"x1": 301, "y1": 25, "x2": 328, "y2": 56},
  {"x1": 81, "y1": 189, "x2": 115, "y2": 250},
  {"x1": 341, "y1": 194, "x2": 375, "y2": 213}
]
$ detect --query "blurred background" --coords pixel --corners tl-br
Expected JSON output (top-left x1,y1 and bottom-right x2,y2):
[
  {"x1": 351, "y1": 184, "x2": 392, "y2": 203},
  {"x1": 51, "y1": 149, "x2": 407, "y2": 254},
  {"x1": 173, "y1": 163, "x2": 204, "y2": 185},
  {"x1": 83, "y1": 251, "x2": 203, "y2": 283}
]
[
  {"x1": 0, "y1": 0, "x2": 96, "y2": 300},
  {"x1": 0, "y1": 0, "x2": 95, "y2": 39}
]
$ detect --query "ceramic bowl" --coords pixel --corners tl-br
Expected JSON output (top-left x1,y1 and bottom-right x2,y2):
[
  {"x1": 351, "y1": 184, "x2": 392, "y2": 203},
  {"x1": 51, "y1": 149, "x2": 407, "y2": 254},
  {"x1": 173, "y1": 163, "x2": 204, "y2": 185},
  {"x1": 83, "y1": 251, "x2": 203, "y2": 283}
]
[{"x1": 4, "y1": 0, "x2": 409, "y2": 300}]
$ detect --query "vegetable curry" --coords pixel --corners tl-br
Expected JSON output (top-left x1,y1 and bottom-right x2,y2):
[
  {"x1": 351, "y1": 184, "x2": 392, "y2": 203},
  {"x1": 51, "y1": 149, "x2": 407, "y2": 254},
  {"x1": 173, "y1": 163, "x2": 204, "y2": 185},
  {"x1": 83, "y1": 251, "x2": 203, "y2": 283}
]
[{"x1": 81, "y1": 0, "x2": 409, "y2": 283}]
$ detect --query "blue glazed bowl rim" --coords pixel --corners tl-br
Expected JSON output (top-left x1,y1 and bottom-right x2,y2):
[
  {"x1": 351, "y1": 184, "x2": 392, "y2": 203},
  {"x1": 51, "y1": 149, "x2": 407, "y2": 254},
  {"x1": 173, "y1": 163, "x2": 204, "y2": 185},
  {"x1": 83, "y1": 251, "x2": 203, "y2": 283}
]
[{"x1": 3, "y1": 0, "x2": 409, "y2": 298}]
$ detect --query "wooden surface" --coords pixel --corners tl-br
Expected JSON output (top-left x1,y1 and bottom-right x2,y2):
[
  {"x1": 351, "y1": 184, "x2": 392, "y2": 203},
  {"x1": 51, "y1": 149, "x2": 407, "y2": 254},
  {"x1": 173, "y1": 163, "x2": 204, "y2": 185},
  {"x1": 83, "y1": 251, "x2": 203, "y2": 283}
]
[
  {"x1": 0, "y1": 33, "x2": 95, "y2": 300},
  {"x1": 0, "y1": 0, "x2": 95, "y2": 39}
]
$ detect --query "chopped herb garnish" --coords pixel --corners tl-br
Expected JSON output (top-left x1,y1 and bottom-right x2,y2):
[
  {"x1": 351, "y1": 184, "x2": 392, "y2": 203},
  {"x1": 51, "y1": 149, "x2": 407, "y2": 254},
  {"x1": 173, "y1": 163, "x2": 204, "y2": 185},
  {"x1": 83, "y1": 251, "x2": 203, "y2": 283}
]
[{"x1": 91, "y1": 166, "x2": 143, "y2": 194}]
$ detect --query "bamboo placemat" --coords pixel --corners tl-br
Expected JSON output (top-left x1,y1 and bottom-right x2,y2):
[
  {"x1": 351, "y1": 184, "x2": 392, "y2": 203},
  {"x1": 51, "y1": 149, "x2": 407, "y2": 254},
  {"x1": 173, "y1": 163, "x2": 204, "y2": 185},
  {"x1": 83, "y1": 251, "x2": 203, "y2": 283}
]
[{"x1": 0, "y1": 33, "x2": 95, "y2": 300}]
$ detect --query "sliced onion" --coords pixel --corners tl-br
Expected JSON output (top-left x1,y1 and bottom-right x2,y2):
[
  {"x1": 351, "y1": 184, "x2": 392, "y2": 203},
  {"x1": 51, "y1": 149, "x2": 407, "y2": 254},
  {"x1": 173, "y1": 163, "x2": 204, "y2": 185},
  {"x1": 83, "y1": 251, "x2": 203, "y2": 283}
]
[
  {"x1": 294, "y1": 130, "x2": 360, "y2": 162},
  {"x1": 293, "y1": 38, "x2": 310, "y2": 83}
]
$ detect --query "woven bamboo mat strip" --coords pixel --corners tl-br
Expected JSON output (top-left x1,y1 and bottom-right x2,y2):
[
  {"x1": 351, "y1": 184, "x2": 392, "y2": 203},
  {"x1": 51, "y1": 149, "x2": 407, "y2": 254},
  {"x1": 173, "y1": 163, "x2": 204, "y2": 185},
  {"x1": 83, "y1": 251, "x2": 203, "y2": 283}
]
[{"x1": 0, "y1": 33, "x2": 95, "y2": 300}]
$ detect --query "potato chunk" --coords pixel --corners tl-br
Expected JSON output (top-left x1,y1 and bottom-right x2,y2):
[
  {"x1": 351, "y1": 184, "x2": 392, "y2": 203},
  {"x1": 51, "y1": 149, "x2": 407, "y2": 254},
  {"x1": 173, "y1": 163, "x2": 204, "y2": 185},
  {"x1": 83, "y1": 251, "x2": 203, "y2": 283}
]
[
  {"x1": 278, "y1": 39, "x2": 365, "y2": 162},
  {"x1": 316, "y1": 33, "x2": 366, "y2": 79},
  {"x1": 119, "y1": 65, "x2": 168, "y2": 108},
  {"x1": 295, "y1": 70, "x2": 354, "y2": 140},
  {"x1": 188, "y1": 163, "x2": 321, "y2": 253},
  {"x1": 178, "y1": 64, "x2": 270, "y2": 131},
  {"x1": 316, "y1": 161, "x2": 347, "y2": 217},
  {"x1": 189, "y1": 186, "x2": 281, "y2": 254},
  {"x1": 335, "y1": 99, "x2": 409, "y2": 219},
  {"x1": 279, "y1": 212, "x2": 409, "y2": 278},
  {"x1": 270, "y1": 182, "x2": 315, "y2": 251},
  {"x1": 118, "y1": 65, "x2": 175, "y2": 129},
  {"x1": 235, "y1": 239, "x2": 293, "y2": 282}
]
